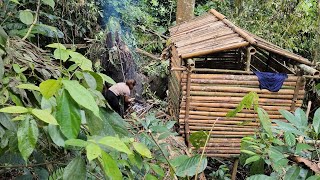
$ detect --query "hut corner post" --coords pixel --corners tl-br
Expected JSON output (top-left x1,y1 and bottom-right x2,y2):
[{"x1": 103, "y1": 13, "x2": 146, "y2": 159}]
[
  {"x1": 184, "y1": 59, "x2": 194, "y2": 148},
  {"x1": 245, "y1": 46, "x2": 256, "y2": 71}
]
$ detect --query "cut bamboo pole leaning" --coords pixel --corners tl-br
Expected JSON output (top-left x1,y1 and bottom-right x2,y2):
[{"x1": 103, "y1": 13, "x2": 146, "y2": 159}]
[{"x1": 291, "y1": 76, "x2": 305, "y2": 111}]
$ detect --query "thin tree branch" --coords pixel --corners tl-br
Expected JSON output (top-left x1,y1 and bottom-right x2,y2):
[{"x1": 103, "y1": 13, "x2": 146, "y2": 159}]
[{"x1": 22, "y1": 0, "x2": 41, "y2": 40}]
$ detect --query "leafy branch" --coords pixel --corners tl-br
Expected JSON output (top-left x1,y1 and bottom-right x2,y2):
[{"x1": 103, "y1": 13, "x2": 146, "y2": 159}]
[{"x1": 22, "y1": 0, "x2": 41, "y2": 40}]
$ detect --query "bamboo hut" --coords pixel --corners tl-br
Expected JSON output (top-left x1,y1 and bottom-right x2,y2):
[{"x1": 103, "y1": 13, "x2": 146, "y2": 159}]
[{"x1": 167, "y1": 9, "x2": 319, "y2": 158}]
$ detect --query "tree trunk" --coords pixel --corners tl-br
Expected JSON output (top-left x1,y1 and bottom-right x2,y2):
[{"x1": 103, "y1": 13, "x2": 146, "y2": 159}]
[{"x1": 176, "y1": 0, "x2": 196, "y2": 24}]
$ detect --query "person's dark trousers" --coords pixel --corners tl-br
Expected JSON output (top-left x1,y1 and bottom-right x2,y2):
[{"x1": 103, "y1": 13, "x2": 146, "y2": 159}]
[{"x1": 105, "y1": 90, "x2": 122, "y2": 117}]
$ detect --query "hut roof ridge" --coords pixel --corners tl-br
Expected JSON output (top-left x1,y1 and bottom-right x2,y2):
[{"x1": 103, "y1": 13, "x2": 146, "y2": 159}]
[{"x1": 169, "y1": 9, "x2": 312, "y2": 66}]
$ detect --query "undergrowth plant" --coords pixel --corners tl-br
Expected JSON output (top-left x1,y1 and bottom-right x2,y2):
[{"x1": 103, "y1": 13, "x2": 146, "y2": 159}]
[{"x1": 226, "y1": 92, "x2": 320, "y2": 179}]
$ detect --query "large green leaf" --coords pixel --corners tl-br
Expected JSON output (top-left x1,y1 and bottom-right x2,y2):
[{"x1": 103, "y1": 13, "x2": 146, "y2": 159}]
[
  {"x1": 86, "y1": 143, "x2": 101, "y2": 162},
  {"x1": 279, "y1": 109, "x2": 300, "y2": 127},
  {"x1": 145, "y1": 174, "x2": 158, "y2": 180},
  {"x1": 99, "y1": 151, "x2": 122, "y2": 180},
  {"x1": 16, "y1": 84, "x2": 40, "y2": 91},
  {"x1": 245, "y1": 155, "x2": 261, "y2": 166},
  {"x1": 83, "y1": 72, "x2": 97, "y2": 90},
  {"x1": 47, "y1": 124, "x2": 66, "y2": 147},
  {"x1": 306, "y1": 175, "x2": 320, "y2": 180},
  {"x1": 65, "y1": 139, "x2": 89, "y2": 147},
  {"x1": 62, "y1": 80, "x2": 100, "y2": 118},
  {"x1": 175, "y1": 155, "x2": 207, "y2": 177},
  {"x1": 98, "y1": 136, "x2": 132, "y2": 155},
  {"x1": 284, "y1": 132, "x2": 296, "y2": 147},
  {"x1": 284, "y1": 166, "x2": 301, "y2": 180},
  {"x1": 68, "y1": 51, "x2": 92, "y2": 71},
  {"x1": 257, "y1": 108, "x2": 272, "y2": 136},
  {"x1": 39, "y1": 79, "x2": 61, "y2": 99},
  {"x1": 247, "y1": 175, "x2": 276, "y2": 180},
  {"x1": 149, "y1": 164, "x2": 165, "y2": 177},
  {"x1": 53, "y1": 49, "x2": 69, "y2": 61},
  {"x1": 42, "y1": 0, "x2": 55, "y2": 9},
  {"x1": 63, "y1": 157, "x2": 86, "y2": 180},
  {"x1": 17, "y1": 118, "x2": 39, "y2": 161},
  {"x1": 0, "y1": 106, "x2": 28, "y2": 114},
  {"x1": 31, "y1": 109, "x2": 58, "y2": 125},
  {"x1": 312, "y1": 108, "x2": 320, "y2": 136},
  {"x1": 295, "y1": 143, "x2": 313, "y2": 154},
  {"x1": 46, "y1": 43, "x2": 66, "y2": 50},
  {"x1": 98, "y1": 73, "x2": 116, "y2": 85},
  {"x1": 86, "y1": 108, "x2": 129, "y2": 137},
  {"x1": 132, "y1": 142, "x2": 152, "y2": 158},
  {"x1": 19, "y1": 10, "x2": 34, "y2": 25},
  {"x1": 88, "y1": 71, "x2": 104, "y2": 91},
  {"x1": 56, "y1": 90, "x2": 81, "y2": 139},
  {"x1": 294, "y1": 108, "x2": 308, "y2": 128},
  {"x1": 273, "y1": 120, "x2": 306, "y2": 137},
  {"x1": 0, "y1": 113, "x2": 16, "y2": 131}
]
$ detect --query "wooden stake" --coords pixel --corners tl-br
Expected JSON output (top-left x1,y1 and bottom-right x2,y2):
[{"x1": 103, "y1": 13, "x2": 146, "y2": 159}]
[{"x1": 231, "y1": 159, "x2": 239, "y2": 180}]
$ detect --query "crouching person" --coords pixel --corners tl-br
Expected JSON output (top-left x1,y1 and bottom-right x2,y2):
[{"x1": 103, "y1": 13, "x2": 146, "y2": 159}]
[{"x1": 104, "y1": 79, "x2": 136, "y2": 117}]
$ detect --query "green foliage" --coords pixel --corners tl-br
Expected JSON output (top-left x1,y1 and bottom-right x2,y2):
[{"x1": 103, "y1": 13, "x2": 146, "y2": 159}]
[
  {"x1": 48, "y1": 167, "x2": 64, "y2": 180},
  {"x1": 209, "y1": 164, "x2": 231, "y2": 180},
  {"x1": 63, "y1": 157, "x2": 86, "y2": 180},
  {"x1": 240, "y1": 105, "x2": 320, "y2": 179},
  {"x1": 195, "y1": 0, "x2": 319, "y2": 60},
  {"x1": 56, "y1": 90, "x2": 81, "y2": 139},
  {"x1": 99, "y1": 151, "x2": 122, "y2": 180},
  {"x1": 17, "y1": 117, "x2": 39, "y2": 161},
  {"x1": 175, "y1": 155, "x2": 207, "y2": 177},
  {"x1": 190, "y1": 131, "x2": 208, "y2": 150},
  {"x1": 19, "y1": 10, "x2": 34, "y2": 25},
  {"x1": 227, "y1": 92, "x2": 259, "y2": 117}
]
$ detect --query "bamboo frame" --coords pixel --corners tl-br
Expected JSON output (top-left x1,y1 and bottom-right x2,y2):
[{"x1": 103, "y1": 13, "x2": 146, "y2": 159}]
[{"x1": 183, "y1": 60, "x2": 193, "y2": 148}]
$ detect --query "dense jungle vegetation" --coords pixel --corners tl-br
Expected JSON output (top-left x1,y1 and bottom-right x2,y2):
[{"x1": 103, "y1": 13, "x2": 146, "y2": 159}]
[{"x1": 0, "y1": 0, "x2": 320, "y2": 179}]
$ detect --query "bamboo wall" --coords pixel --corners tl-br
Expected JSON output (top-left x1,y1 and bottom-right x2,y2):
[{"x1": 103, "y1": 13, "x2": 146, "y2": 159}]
[
  {"x1": 168, "y1": 46, "x2": 182, "y2": 120},
  {"x1": 179, "y1": 73, "x2": 305, "y2": 158}
]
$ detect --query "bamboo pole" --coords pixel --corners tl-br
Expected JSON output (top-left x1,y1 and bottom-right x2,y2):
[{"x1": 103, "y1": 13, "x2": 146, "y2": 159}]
[
  {"x1": 183, "y1": 60, "x2": 193, "y2": 148},
  {"x1": 182, "y1": 126, "x2": 256, "y2": 132},
  {"x1": 181, "y1": 102, "x2": 292, "y2": 111},
  {"x1": 291, "y1": 76, "x2": 305, "y2": 111},
  {"x1": 205, "y1": 154, "x2": 239, "y2": 158},
  {"x1": 246, "y1": 46, "x2": 256, "y2": 71},
  {"x1": 180, "y1": 131, "x2": 255, "y2": 135},
  {"x1": 179, "y1": 120, "x2": 260, "y2": 126},
  {"x1": 181, "y1": 73, "x2": 298, "y2": 80},
  {"x1": 181, "y1": 78, "x2": 298, "y2": 86},
  {"x1": 298, "y1": 64, "x2": 320, "y2": 76},
  {"x1": 182, "y1": 96, "x2": 294, "y2": 104},
  {"x1": 181, "y1": 41, "x2": 249, "y2": 59},
  {"x1": 184, "y1": 106, "x2": 283, "y2": 115},
  {"x1": 180, "y1": 110, "x2": 283, "y2": 119},
  {"x1": 182, "y1": 91, "x2": 303, "y2": 99},
  {"x1": 182, "y1": 85, "x2": 304, "y2": 95},
  {"x1": 254, "y1": 43, "x2": 312, "y2": 66}
]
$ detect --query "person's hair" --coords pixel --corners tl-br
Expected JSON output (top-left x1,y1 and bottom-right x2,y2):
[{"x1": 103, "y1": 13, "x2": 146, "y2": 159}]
[{"x1": 126, "y1": 79, "x2": 136, "y2": 86}]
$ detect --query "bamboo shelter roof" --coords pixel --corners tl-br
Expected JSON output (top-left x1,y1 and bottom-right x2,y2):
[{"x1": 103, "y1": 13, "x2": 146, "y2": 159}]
[{"x1": 169, "y1": 9, "x2": 312, "y2": 66}]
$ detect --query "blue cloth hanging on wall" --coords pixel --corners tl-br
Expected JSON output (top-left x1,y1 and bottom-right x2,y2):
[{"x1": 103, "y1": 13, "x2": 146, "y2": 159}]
[{"x1": 254, "y1": 71, "x2": 288, "y2": 92}]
